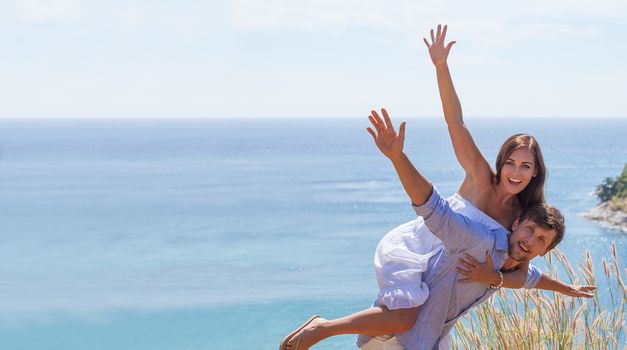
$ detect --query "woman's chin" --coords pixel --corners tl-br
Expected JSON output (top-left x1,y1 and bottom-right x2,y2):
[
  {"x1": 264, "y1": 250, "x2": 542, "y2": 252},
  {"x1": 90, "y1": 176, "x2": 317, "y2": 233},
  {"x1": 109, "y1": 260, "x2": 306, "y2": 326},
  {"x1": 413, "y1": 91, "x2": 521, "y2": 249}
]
[
  {"x1": 501, "y1": 179, "x2": 529, "y2": 195},
  {"x1": 500, "y1": 183, "x2": 522, "y2": 195},
  {"x1": 506, "y1": 186, "x2": 524, "y2": 195}
]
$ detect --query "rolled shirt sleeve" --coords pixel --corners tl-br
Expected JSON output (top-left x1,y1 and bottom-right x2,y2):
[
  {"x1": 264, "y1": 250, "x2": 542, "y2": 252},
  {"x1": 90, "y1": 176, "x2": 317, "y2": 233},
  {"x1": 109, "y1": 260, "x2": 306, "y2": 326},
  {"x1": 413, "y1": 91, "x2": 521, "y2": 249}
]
[
  {"x1": 412, "y1": 186, "x2": 492, "y2": 255},
  {"x1": 524, "y1": 264, "x2": 542, "y2": 289}
]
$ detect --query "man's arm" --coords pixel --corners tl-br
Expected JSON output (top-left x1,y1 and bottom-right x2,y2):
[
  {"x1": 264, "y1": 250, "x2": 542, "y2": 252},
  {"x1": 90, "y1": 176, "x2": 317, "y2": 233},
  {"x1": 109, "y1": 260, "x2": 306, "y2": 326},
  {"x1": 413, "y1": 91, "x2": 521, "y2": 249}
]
[
  {"x1": 458, "y1": 253, "x2": 530, "y2": 288},
  {"x1": 457, "y1": 257, "x2": 596, "y2": 296},
  {"x1": 502, "y1": 261, "x2": 529, "y2": 288},
  {"x1": 534, "y1": 274, "x2": 596, "y2": 298}
]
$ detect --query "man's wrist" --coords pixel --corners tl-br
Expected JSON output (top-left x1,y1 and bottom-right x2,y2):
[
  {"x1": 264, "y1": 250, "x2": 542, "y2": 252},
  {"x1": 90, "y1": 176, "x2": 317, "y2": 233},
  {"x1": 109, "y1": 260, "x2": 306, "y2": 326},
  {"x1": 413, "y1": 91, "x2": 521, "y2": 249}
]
[
  {"x1": 489, "y1": 271, "x2": 499, "y2": 285},
  {"x1": 490, "y1": 271, "x2": 504, "y2": 288}
]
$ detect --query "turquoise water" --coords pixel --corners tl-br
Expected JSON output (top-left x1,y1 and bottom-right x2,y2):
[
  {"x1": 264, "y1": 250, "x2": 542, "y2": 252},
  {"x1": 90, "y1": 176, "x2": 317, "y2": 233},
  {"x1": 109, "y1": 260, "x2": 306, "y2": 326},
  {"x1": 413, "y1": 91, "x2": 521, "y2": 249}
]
[{"x1": 0, "y1": 118, "x2": 625, "y2": 349}]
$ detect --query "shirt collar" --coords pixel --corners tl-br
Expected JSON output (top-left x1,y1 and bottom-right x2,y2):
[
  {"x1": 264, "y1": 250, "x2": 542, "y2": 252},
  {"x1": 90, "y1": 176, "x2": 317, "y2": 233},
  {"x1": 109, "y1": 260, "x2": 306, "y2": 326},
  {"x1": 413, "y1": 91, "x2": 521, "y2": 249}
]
[{"x1": 494, "y1": 228, "x2": 511, "y2": 253}]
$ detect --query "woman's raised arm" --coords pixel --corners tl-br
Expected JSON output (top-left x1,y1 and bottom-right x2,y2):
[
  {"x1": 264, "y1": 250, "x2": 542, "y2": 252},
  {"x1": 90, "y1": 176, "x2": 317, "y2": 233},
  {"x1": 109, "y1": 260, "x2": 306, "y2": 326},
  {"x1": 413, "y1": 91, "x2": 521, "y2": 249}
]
[{"x1": 424, "y1": 24, "x2": 491, "y2": 180}]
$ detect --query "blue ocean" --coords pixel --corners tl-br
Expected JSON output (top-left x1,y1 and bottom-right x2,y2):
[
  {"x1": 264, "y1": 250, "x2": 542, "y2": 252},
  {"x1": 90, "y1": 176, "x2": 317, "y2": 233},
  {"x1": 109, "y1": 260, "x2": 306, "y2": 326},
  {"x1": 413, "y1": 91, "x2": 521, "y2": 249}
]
[{"x1": 0, "y1": 118, "x2": 625, "y2": 349}]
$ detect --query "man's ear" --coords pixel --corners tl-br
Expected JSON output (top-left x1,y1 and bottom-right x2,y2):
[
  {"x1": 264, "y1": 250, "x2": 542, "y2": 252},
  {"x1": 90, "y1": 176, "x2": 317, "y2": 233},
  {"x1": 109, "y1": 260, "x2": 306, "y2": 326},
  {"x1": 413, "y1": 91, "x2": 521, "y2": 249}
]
[{"x1": 511, "y1": 217, "x2": 520, "y2": 231}]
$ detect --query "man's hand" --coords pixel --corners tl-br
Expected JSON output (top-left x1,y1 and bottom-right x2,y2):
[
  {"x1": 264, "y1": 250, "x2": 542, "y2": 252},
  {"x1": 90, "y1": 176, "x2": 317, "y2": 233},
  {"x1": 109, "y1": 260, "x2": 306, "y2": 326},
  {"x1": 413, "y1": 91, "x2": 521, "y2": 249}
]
[
  {"x1": 423, "y1": 24, "x2": 456, "y2": 67},
  {"x1": 561, "y1": 285, "x2": 596, "y2": 298},
  {"x1": 367, "y1": 108, "x2": 406, "y2": 161},
  {"x1": 456, "y1": 252, "x2": 500, "y2": 286}
]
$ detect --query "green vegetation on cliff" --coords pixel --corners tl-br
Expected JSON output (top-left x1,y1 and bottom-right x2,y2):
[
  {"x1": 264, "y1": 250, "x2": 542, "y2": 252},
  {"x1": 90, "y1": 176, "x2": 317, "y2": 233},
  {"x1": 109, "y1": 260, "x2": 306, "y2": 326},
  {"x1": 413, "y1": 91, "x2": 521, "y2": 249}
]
[{"x1": 595, "y1": 164, "x2": 627, "y2": 211}]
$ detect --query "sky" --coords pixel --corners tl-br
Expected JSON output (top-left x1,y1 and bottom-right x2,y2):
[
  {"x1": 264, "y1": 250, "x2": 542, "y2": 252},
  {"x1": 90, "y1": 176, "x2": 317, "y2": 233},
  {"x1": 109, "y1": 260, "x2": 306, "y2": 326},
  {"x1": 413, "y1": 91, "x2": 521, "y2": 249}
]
[{"x1": 0, "y1": 0, "x2": 626, "y2": 119}]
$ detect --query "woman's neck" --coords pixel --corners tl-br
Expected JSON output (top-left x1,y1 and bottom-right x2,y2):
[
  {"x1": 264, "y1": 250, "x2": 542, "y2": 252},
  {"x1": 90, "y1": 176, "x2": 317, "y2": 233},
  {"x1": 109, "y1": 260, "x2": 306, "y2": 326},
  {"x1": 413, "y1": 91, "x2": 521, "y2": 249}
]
[{"x1": 494, "y1": 181, "x2": 517, "y2": 208}]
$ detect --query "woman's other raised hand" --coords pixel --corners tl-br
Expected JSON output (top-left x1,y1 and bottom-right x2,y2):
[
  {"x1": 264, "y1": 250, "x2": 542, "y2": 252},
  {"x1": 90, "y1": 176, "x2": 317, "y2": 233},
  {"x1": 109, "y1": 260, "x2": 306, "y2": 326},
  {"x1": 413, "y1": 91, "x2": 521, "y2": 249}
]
[{"x1": 423, "y1": 24, "x2": 456, "y2": 67}]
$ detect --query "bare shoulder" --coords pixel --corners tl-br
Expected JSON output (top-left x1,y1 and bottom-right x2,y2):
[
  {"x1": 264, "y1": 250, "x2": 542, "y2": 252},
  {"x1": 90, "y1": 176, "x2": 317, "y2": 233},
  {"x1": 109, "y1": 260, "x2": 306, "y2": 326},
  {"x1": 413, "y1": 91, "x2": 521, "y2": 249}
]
[
  {"x1": 458, "y1": 176, "x2": 495, "y2": 211},
  {"x1": 459, "y1": 169, "x2": 497, "y2": 196}
]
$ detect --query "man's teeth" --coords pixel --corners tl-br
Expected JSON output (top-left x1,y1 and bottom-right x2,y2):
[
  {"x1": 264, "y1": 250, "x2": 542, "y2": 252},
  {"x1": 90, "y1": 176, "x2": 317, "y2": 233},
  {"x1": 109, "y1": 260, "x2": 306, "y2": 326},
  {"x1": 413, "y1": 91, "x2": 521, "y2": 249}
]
[
  {"x1": 508, "y1": 177, "x2": 522, "y2": 184},
  {"x1": 519, "y1": 242, "x2": 529, "y2": 252}
]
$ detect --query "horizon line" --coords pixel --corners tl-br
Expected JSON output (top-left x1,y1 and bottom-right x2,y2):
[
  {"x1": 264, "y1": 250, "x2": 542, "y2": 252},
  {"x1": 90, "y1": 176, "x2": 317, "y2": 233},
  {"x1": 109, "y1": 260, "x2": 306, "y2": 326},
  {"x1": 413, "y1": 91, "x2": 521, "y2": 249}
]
[{"x1": 0, "y1": 115, "x2": 626, "y2": 120}]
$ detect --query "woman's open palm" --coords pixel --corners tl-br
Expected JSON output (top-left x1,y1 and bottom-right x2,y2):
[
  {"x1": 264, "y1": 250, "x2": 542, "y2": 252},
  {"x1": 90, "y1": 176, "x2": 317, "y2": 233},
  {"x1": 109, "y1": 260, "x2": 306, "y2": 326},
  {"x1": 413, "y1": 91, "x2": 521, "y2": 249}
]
[
  {"x1": 423, "y1": 24, "x2": 456, "y2": 66},
  {"x1": 367, "y1": 108, "x2": 406, "y2": 160}
]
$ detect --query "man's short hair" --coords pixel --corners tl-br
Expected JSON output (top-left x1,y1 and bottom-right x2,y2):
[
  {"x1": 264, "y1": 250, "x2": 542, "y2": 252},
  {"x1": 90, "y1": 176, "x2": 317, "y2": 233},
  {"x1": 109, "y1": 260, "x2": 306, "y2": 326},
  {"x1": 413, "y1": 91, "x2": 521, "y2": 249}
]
[{"x1": 519, "y1": 203, "x2": 565, "y2": 251}]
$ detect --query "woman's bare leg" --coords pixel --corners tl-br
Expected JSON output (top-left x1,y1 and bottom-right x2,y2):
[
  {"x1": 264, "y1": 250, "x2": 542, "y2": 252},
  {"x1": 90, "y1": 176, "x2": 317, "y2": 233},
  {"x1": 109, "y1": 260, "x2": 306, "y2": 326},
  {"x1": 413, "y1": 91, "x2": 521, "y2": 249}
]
[{"x1": 285, "y1": 306, "x2": 417, "y2": 350}]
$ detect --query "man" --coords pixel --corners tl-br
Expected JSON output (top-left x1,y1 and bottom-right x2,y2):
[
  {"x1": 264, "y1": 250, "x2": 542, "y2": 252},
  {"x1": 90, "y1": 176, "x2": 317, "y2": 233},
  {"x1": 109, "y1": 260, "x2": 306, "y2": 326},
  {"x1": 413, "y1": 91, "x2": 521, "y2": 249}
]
[{"x1": 357, "y1": 109, "x2": 566, "y2": 349}]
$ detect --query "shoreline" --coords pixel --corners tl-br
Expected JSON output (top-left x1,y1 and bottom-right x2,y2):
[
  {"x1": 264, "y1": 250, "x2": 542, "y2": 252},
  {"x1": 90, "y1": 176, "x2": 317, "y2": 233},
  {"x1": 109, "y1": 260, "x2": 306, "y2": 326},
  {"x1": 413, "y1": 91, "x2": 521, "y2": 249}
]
[{"x1": 583, "y1": 201, "x2": 627, "y2": 233}]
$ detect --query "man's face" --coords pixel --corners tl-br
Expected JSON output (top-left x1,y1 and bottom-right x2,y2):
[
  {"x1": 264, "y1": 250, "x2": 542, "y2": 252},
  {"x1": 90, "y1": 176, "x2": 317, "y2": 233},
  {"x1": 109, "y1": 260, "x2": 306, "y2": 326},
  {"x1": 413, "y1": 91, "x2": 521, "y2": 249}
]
[{"x1": 508, "y1": 218, "x2": 557, "y2": 262}]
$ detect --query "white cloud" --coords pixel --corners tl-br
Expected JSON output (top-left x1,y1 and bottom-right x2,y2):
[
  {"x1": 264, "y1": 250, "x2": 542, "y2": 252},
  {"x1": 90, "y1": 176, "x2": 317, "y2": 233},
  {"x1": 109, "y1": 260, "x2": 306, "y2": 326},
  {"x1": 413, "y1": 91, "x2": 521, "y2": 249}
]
[
  {"x1": 513, "y1": 23, "x2": 598, "y2": 41},
  {"x1": 11, "y1": 0, "x2": 82, "y2": 22},
  {"x1": 7, "y1": 0, "x2": 222, "y2": 38},
  {"x1": 88, "y1": 1, "x2": 217, "y2": 37},
  {"x1": 225, "y1": 0, "x2": 394, "y2": 32},
  {"x1": 224, "y1": 0, "x2": 623, "y2": 44}
]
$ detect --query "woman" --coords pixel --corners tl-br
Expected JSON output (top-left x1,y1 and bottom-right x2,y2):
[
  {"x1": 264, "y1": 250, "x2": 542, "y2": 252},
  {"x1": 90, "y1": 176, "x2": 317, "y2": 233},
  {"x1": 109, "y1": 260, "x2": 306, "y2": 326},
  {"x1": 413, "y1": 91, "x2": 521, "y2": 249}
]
[{"x1": 281, "y1": 25, "x2": 594, "y2": 350}]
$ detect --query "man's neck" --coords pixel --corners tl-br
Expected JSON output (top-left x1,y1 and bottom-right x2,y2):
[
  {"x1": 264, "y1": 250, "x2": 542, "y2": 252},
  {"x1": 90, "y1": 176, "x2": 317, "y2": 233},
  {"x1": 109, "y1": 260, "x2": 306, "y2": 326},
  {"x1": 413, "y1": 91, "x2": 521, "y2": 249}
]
[{"x1": 501, "y1": 258, "x2": 521, "y2": 271}]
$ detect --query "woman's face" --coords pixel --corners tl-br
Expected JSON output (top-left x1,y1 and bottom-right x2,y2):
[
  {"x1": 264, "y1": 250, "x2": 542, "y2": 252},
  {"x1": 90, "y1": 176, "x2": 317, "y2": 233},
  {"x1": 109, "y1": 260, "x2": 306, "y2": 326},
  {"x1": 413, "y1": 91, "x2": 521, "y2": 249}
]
[{"x1": 500, "y1": 148, "x2": 537, "y2": 195}]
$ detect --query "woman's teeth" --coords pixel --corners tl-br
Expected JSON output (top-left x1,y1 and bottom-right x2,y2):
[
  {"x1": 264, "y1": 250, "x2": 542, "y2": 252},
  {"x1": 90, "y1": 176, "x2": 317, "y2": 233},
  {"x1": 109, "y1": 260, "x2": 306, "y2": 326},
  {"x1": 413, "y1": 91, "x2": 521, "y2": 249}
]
[
  {"x1": 508, "y1": 177, "x2": 522, "y2": 184},
  {"x1": 519, "y1": 241, "x2": 529, "y2": 252}
]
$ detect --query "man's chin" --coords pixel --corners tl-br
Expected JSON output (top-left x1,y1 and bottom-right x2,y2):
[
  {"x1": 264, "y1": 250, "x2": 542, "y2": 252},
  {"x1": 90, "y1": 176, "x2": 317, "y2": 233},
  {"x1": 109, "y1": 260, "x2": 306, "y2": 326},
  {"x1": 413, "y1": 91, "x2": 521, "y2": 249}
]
[
  {"x1": 508, "y1": 248, "x2": 531, "y2": 262},
  {"x1": 510, "y1": 255, "x2": 530, "y2": 262}
]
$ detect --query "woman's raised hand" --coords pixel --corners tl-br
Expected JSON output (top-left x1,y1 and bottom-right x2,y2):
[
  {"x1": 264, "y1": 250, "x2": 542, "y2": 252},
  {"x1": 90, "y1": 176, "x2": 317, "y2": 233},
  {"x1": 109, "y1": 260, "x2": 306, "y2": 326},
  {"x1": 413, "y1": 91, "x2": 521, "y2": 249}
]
[
  {"x1": 367, "y1": 108, "x2": 406, "y2": 160},
  {"x1": 423, "y1": 24, "x2": 456, "y2": 67}
]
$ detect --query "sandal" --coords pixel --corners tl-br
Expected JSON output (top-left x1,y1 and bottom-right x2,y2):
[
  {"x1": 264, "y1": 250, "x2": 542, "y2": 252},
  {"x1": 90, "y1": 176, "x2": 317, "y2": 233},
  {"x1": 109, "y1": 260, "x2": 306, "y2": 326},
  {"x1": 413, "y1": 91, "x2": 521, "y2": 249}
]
[{"x1": 279, "y1": 315, "x2": 321, "y2": 350}]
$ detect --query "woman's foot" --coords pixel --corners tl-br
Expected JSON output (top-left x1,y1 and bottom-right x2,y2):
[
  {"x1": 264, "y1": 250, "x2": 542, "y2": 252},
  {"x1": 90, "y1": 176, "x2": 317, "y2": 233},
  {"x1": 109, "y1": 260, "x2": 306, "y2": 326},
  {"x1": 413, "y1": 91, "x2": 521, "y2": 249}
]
[{"x1": 285, "y1": 316, "x2": 328, "y2": 350}]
